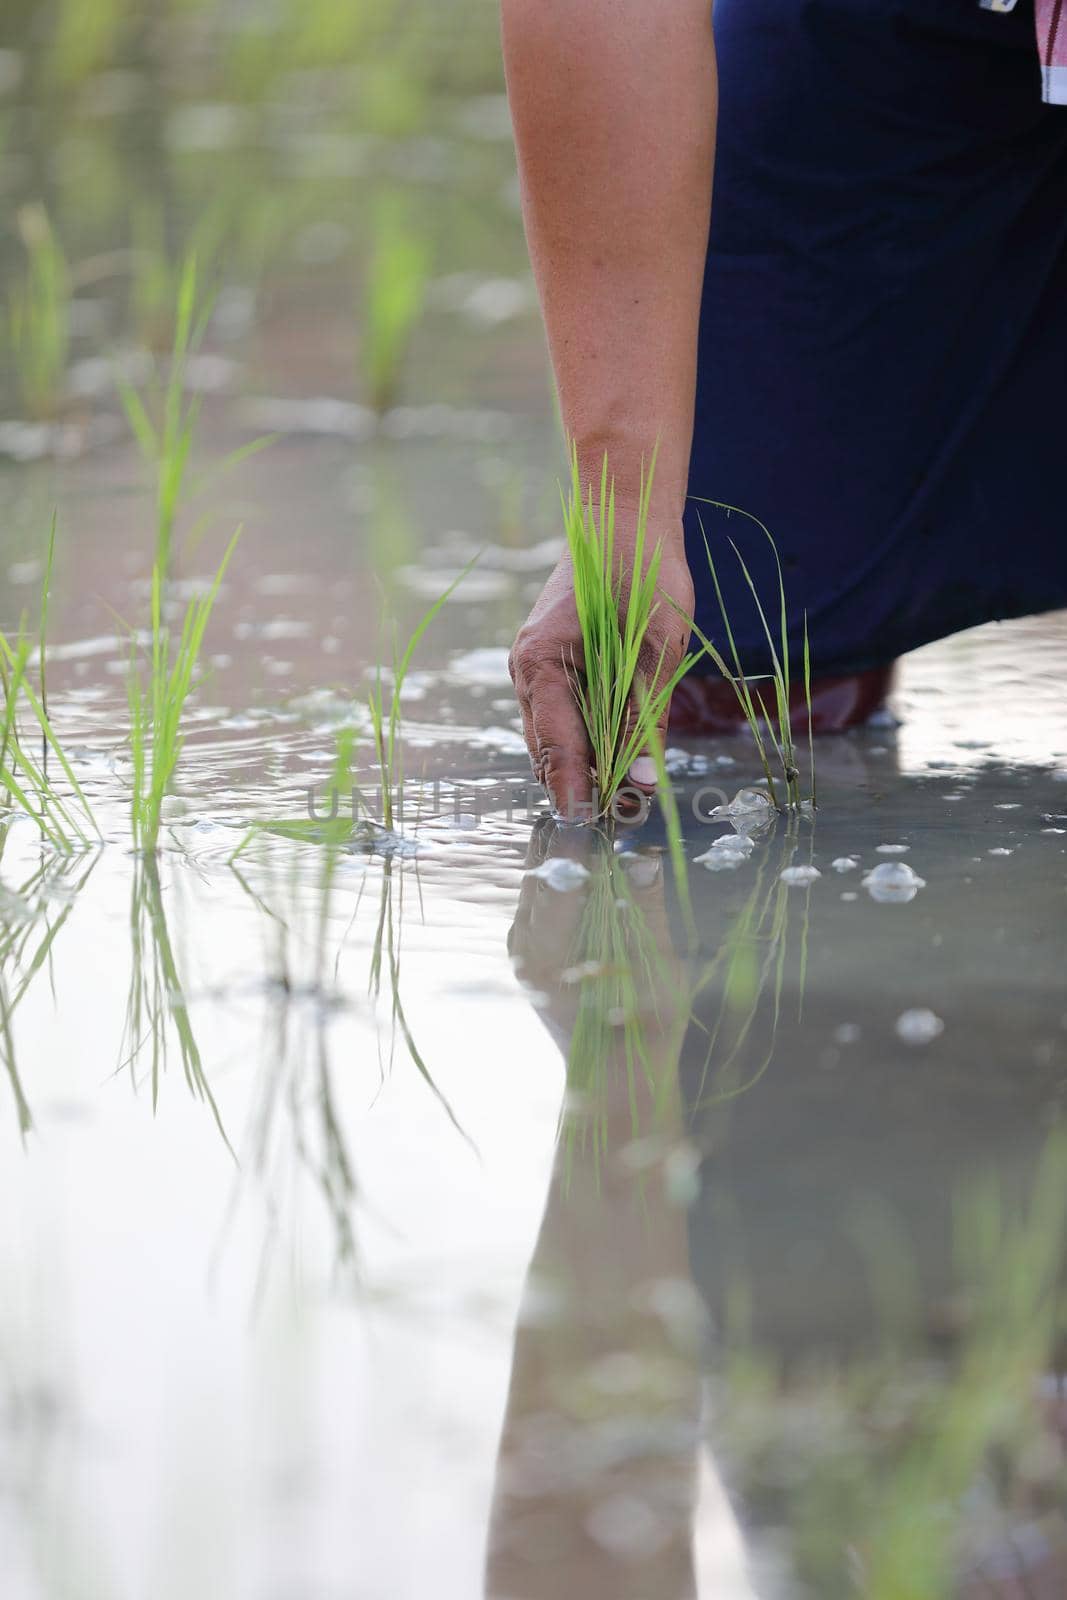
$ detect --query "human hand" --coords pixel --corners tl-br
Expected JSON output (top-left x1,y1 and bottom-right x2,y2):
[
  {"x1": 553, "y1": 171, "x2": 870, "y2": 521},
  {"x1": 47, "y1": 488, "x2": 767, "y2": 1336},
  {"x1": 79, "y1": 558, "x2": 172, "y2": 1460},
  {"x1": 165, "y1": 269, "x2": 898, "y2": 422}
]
[{"x1": 509, "y1": 517, "x2": 694, "y2": 821}]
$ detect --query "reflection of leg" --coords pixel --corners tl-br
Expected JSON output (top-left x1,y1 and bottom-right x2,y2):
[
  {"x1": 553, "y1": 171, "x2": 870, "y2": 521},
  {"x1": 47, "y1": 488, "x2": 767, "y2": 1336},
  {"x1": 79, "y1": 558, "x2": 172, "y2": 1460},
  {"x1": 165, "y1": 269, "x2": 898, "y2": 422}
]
[{"x1": 486, "y1": 1087, "x2": 702, "y2": 1600}]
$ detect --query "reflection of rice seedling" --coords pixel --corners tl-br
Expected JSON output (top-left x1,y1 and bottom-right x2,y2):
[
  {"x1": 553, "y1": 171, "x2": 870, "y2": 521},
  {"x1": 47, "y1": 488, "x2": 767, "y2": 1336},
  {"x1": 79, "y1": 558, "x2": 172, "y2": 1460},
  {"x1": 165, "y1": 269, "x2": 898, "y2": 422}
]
[
  {"x1": 0, "y1": 830, "x2": 100, "y2": 1137},
  {"x1": 127, "y1": 527, "x2": 240, "y2": 853},
  {"x1": 687, "y1": 819, "x2": 812, "y2": 1109},
  {"x1": 687, "y1": 500, "x2": 816, "y2": 812},
  {"x1": 563, "y1": 449, "x2": 701, "y2": 818},
  {"x1": 361, "y1": 194, "x2": 431, "y2": 414},
  {"x1": 4, "y1": 204, "x2": 70, "y2": 421},
  {"x1": 719, "y1": 1129, "x2": 1067, "y2": 1600},
  {"x1": 560, "y1": 842, "x2": 690, "y2": 1179},
  {"x1": 0, "y1": 520, "x2": 99, "y2": 852},
  {"x1": 121, "y1": 853, "x2": 229, "y2": 1148},
  {"x1": 232, "y1": 815, "x2": 469, "y2": 1178}
]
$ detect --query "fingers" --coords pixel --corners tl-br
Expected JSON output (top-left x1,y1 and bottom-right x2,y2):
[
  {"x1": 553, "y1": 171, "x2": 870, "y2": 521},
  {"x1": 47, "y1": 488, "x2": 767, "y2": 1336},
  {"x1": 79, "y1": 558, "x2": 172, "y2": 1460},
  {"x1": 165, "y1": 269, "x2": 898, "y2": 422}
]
[
  {"x1": 511, "y1": 645, "x2": 594, "y2": 821},
  {"x1": 621, "y1": 627, "x2": 682, "y2": 795}
]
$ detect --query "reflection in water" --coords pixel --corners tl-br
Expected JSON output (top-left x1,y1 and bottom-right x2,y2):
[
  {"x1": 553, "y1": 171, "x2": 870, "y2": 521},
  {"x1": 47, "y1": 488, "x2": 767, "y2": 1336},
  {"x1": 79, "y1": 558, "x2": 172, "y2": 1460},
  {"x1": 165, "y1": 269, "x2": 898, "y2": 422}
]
[
  {"x1": 494, "y1": 823, "x2": 709, "y2": 1599},
  {"x1": 497, "y1": 799, "x2": 1067, "y2": 1599},
  {"x1": 0, "y1": 826, "x2": 99, "y2": 1137},
  {"x1": 122, "y1": 852, "x2": 230, "y2": 1147}
]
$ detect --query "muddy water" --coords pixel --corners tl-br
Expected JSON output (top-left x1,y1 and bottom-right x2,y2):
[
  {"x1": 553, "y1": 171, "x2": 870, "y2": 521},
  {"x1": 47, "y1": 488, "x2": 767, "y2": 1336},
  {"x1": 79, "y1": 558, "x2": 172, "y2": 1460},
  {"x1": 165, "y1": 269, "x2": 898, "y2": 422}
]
[{"x1": 3, "y1": 6, "x2": 1067, "y2": 1599}]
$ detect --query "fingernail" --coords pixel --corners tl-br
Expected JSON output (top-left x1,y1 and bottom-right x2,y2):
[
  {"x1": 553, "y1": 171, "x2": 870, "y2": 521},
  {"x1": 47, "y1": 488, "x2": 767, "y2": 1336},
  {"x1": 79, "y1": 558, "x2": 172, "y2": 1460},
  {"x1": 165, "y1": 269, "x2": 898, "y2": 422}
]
[{"x1": 628, "y1": 756, "x2": 657, "y2": 789}]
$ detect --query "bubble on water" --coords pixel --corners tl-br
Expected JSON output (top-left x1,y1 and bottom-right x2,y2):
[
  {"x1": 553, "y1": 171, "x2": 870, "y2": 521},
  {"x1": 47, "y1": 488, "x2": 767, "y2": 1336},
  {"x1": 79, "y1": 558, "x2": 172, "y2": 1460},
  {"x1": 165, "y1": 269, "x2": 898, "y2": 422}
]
[
  {"x1": 664, "y1": 1142, "x2": 702, "y2": 1208},
  {"x1": 896, "y1": 1008, "x2": 944, "y2": 1045},
  {"x1": 0, "y1": 885, "x2": 34, "y2": 924},
  {"x1": 526, "y1": 856, "x2": 590, "y2": 892},
  {"x1": 780, "y1": 864, "x2": 821, "y2": 886},
  {"x1": 994, "y1": 803, "x2": 1021, "y2": 811},
  {"x1": 711, "y1": 787, "x2": 775, "y2": 821},
  {"x1": 693, "y1": 832, "x2": 755, "y2": 872},
  {"x1": 834, "y1": 1023, "x2": 861, "y2": 1045},
  {"x1": 619, "y1": 853, "x2": 661, "y2": 889},
  {"x1": 862, "y1": 862, "x2": 926, "y2": 903},
  {"x1": 987, "y1": 846, "x2": 1015, "y2": 856},
  {"x1": 841, "y1": 891, "x2": 859, "y2": 901},
  {"x1": 561, "y1": 959, "x2": 607, "y2": 985},
  {"x1": 876, "y1": 842, "x2": 910, "y2": 854},
  {"x1": 832, "y1": 856, "x2": 860, "y2": 873}
]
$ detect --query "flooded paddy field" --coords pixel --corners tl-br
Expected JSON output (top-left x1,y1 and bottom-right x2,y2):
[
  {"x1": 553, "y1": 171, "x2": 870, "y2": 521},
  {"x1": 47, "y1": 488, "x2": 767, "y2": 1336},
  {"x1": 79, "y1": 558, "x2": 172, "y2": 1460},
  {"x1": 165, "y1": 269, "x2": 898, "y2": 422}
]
[{"x1": 2, "y1": 4, "x2": 1067, "y2": 1598}]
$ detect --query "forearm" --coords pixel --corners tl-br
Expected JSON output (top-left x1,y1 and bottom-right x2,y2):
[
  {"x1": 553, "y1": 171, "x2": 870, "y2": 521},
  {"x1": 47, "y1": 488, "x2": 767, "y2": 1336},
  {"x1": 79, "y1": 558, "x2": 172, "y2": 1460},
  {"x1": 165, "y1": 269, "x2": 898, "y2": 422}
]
[{"x1": 501, "y1": 0, "x2": 716, "y2": 528}]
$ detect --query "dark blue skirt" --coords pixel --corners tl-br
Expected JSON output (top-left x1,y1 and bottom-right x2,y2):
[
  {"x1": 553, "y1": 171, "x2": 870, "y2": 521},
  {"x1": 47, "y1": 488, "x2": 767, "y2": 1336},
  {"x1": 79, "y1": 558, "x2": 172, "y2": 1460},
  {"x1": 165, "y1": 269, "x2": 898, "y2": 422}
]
[{"x1": 686, "y1": 0, "x2": 1067, "y2": 677}]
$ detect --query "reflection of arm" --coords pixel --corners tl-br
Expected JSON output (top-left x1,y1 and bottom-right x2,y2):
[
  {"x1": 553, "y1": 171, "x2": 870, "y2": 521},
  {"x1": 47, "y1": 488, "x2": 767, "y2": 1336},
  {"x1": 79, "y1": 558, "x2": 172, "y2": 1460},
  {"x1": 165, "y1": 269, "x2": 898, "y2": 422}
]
[
  {"x1": 493, "y1": 843, "x2": 701, "y2": 1597},
  {"x1": 500, "y1": 0, "x2": 716, "y2": 519},
  {"x1": 487, "y1": 1038, "x2": 701, "y2": 1600}
]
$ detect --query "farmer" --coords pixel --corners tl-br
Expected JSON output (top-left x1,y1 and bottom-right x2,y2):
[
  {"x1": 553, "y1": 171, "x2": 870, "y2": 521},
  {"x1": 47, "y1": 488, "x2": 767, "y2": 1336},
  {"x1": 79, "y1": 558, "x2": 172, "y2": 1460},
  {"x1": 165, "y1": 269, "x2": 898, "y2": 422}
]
[{"x1": 503, "y1": 0, "x2": 1067, "y2": 819}]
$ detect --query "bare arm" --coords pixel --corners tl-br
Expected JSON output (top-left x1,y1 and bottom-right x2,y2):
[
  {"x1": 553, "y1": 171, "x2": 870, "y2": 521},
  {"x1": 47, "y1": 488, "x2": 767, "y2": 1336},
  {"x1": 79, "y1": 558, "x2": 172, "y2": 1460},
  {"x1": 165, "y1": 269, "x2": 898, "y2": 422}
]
[{"x1": 503, "y1": 0, "x2": 717, "y2": 815}]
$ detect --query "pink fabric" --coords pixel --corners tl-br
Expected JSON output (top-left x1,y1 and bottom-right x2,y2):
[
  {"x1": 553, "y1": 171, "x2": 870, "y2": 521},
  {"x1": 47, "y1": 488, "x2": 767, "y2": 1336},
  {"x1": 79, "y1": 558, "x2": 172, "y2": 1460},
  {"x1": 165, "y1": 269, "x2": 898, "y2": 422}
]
[
  {"x1": 981, "y1": 0, "x2": 1067, "y2": 103},
  {"x1": 1036, "y1": 0, "x2": 1067, "y2": 103}
]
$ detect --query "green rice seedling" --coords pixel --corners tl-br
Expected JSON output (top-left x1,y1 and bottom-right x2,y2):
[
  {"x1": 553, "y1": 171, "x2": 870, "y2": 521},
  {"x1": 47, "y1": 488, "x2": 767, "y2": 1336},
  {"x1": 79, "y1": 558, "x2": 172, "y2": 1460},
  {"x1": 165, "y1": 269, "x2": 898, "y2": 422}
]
[
  {"x1": 4, "y1": 204, "x2": 70, "y2": 421},
  {"x1": 128, "y1": 203, "x2": 228, "y2": 354},
  {"x1": 687, "y1": 499, "x2": 816, "y2": 811},
  {"x1": 361, "y1": 194, "x2": 431, "y2": 414},
  {"x1": 643, "y1": 712, "x2": 696, "y2": 948},
  {"x1": 0, "y1": 526, "x2": 99, "y2": 852},
  {"x1": 363, "y1": 560, "x2": 477, "y2": 834},
  {"x1": 562, "y1": 449, "x2": 702, "y2": 818},
  {"x1": 118, "y1": 252, "x2": 271, "y2": 585},
  {"x1": 118, "y1": 253, "x2": 208, "y2": 583},
  {"x1": 127, "y1": 527, "x2": 241, "y2": 853},
  {"x1": 231, "y1": 563, "x2": 475, "y2": 858}
]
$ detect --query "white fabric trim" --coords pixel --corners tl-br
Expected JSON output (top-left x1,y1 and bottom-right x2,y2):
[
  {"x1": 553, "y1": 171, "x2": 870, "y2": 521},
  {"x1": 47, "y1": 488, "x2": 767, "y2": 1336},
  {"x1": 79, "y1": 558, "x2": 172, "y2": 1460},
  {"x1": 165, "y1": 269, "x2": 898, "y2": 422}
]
[{"x1": 1043, "y1": 64, "x2": 1067, "y2": 104}]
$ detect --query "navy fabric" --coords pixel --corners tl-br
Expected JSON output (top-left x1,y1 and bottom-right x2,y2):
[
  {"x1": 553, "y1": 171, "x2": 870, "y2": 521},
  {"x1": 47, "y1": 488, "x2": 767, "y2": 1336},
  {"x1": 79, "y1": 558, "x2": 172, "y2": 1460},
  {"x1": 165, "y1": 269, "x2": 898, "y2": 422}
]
[{"x1": 686, "y1": 0, "x2": 1067, "y2": 677}]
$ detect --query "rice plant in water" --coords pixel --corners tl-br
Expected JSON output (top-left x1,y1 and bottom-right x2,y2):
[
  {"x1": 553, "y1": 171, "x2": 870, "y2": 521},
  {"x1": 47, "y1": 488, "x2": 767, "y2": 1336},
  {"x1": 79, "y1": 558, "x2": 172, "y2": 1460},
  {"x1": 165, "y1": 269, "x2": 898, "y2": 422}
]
[
  {"x1": 127, "y1": 528, "x2": 240, "y2": 853},
  {"x1": 686, "y1": 500, "x2": 816, "y2": 812},
  {"x1": 118, "y1": 252, "x2": 269, "y2": 584},
  {"x1": 562, "y1": 449, "x2": 700, "y2": 818},
  {"x1": 361, "y1": 194, "x2": 431, "y2": 414},
  {"x1": 0, "y1": 520, "x2": 99, "y2": 852},
  {"x1": 4, "y1": 204, "x2": 70, "y2": 420},
  {"x1": 118, "y1": 253, "x2": 208, "y2": 583},
  {"x1": 363, "y1": 560, "x2": 476, "y2": 834}
]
